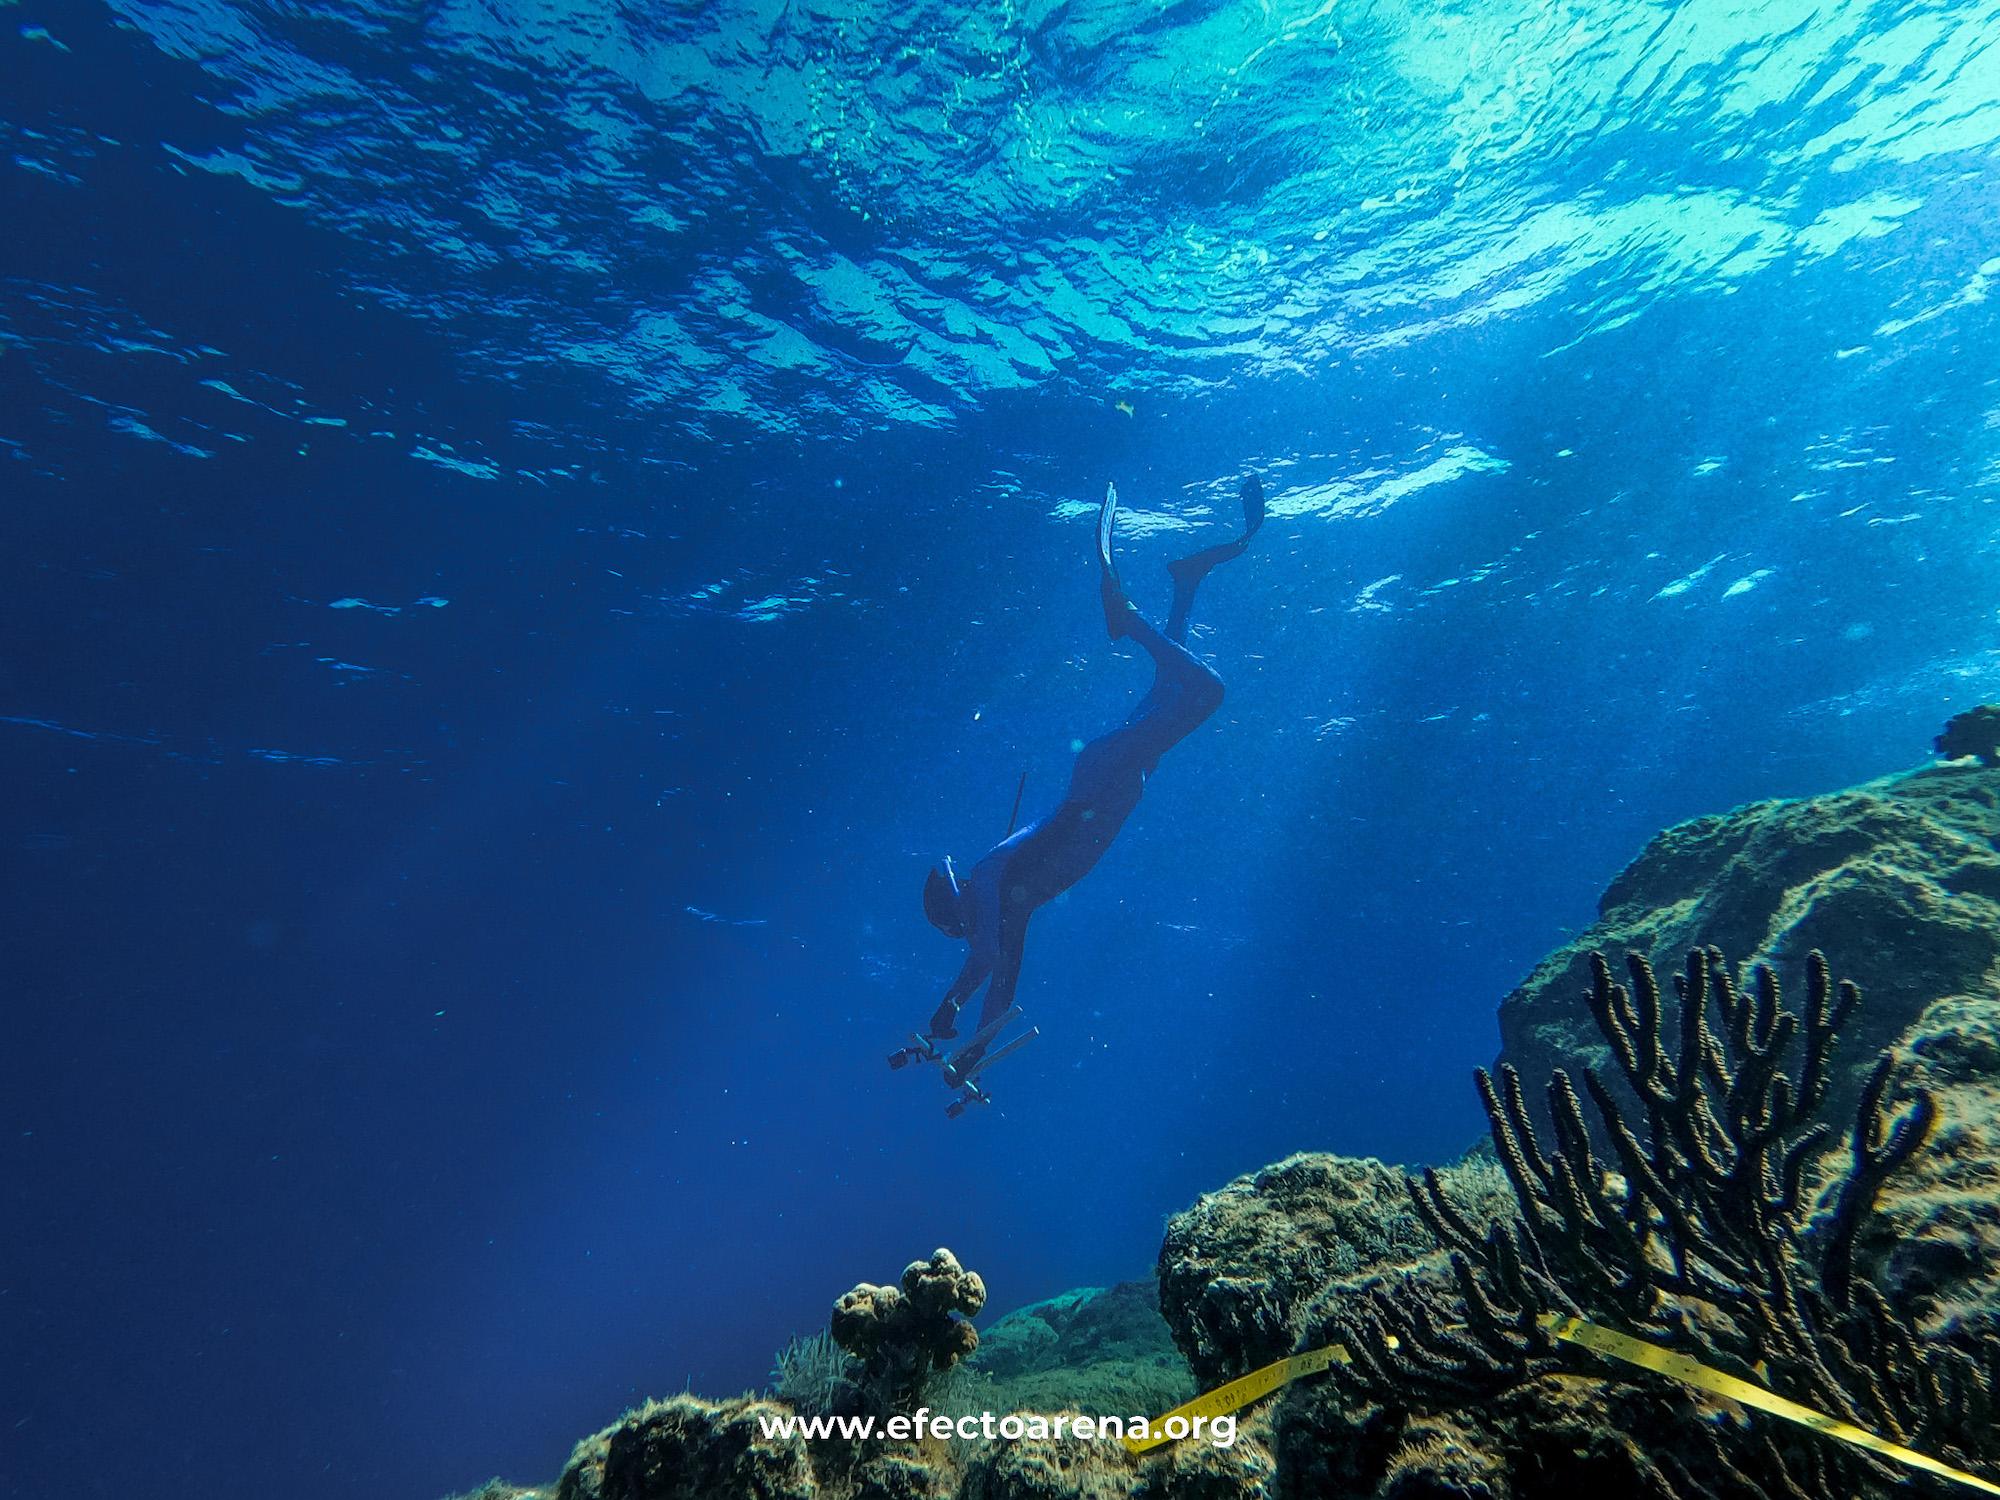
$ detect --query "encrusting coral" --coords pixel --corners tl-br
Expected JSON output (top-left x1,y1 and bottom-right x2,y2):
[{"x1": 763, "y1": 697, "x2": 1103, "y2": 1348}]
[
  {"x1": 832, "y1": 1247, "x2": 987, "y2": 1414},
  {"x1": 1318, "y1": 946, "x2": 2000, "y2": 1497}
]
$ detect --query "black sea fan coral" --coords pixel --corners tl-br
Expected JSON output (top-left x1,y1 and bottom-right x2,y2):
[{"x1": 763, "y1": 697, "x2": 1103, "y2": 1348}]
[{"x1": 1327, "y1": 948, "x2": 2000, "y2": 1497}]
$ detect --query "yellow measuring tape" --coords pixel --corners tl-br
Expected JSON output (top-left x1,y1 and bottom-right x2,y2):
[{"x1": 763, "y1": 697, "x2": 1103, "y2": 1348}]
[
  {"x1": 1122, "y1": 1343, "x2": 1350, "y2": 1454},
  {"x1": 1539, "y1": 1314, "x2": 2000, "y2": 1496},
  {"x1": 1128, "y1": 1314, "x2": 1999, "y2": 1494}
]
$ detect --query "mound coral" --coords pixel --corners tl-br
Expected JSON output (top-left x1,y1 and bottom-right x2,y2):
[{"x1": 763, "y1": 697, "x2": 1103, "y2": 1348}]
[
  {"x1": 949, "y1": 1280, "x2": 1195, "y2": 1420},
  {"x1": 1936, "y1": 705, "x2": 2000, "y2": 767},
  {"x1": 831, "y1": 1247, "x2": 986, "y2": 1413}
]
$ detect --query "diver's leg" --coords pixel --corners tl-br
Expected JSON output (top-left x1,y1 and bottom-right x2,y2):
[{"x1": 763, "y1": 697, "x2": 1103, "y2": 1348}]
[
  {"x1": 1119, "y1": 593, "x2": 1222, "y2": 719},
  {"x1": 1087, "y1": 607, "x2": 1224, "y2": 779},
  {"x1": 1066, "y1": 657, "x2": 1223, "y2": 805},
  {"x1": 1164, "y1": 474, "x2": 1266, "y2": 643},
  {"x1": 1120, "y1": 643, "x2": 1223, "y2": 751},
  {"x1": 1096, "y1": 476, "x2": 1225, "y2": 748}
]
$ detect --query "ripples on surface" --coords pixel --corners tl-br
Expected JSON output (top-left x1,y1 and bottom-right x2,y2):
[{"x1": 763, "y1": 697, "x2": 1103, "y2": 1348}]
[{"x1": 5, "y1": 0, "x2": 1988, "y2": 451}]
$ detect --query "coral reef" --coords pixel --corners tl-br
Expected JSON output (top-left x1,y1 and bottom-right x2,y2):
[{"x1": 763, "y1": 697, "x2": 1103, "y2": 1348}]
[
  {"x1": 1496, "y1": 764, "x2": 2000, "y2": 1121},
  {"x1": 1149, "y1": 766, "x2": 2000, "y2": 1499},
  {"x1": 1314, "y1": 946, "x2": 2000, "y2": 1496},
  {"x1": 1494, "y1": 763, "x2": 2000, "y2": 1332},
  {"x1": 1157, "y1": 1153, "x2": 1513, "y2": 1388},
  {"x1": 1269, "y1": 1369, "x2": 1712, "y2": 1500},
  {"x1": 952, "y1": 1418, "x2": 1275, "y2": 1500},
  {"x1": 832, "y1": 1248, "x2": 987, "y2": 1413},
  {"x1": 451, "y1": 761, "x2": 2000, "y2": 1500},
  {"x1": 956, "y1": 1281, "x2": 1192, "y2": 1418},
  {"x1": 555, "y1": 1394, "x2": 817, "y2": 1500},
  {"x1": 1937, "y1": 704, "x2": 2000, "y2": 766},
  {"x1": 529, "y1": 1266, "x2": 1250, "y2": 1500},
  {"x1": 954, "y1": 1428, "x2": 1133, "y2": 1500},
  {"x1": 971, "y1": 1283, "x2": 1176, "y2": 1383}
]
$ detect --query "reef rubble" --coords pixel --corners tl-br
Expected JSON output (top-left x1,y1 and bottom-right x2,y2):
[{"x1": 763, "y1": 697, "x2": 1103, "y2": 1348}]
[{"x1": 446, "y1": 760, "x2": 2000, "y2": 1500}]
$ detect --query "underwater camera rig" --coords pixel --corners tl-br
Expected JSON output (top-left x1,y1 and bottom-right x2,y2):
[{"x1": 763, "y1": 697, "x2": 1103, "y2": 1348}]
[{"x1": 887, "y1": 1004, "x2": 1040, "y2": 1119}]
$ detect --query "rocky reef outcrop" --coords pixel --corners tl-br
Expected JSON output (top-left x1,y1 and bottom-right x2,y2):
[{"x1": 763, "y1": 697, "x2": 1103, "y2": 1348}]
[
  {"x1": 1156, "y1": 1153, "x2": 1513, "y2": 1390},
  {"x1": 1496, "y1": 764, "x2": 2000, "y2": 1118},
  {"x1": 954, "y1": 1280, "x2": 1194, "y2": 1419},
  {"x1": 1146, "y1": 762, "x2": 2000, "y2": 1499},
  {"x1": 1494, "y1": 763, "x2": 2000, "y2": 1336},
  {"x1": 555, "y1": 1394, "x2": 818, "y2": 1500}
]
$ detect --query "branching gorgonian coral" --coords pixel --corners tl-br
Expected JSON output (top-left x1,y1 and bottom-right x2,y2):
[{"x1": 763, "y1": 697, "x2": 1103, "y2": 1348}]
[{"x1": 1320, "y1": 948, "x2": 1998, "y2": 1497}]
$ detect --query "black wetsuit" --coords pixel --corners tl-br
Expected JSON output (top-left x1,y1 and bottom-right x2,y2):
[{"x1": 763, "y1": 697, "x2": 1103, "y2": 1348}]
[{"x1": 929, "y1": 476, "x2": 1265, "y2": 1064}]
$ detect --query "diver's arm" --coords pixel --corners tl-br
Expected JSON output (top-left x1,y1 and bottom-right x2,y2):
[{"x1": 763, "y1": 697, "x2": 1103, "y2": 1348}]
[
  {"x1": 972, "y1": 911, "x2": 1028, "y2": 1030},
  {"x1": 929, "y1": 948, "x2": 991, "y2": 1037},
  {"x1": 930, "y1": 849, "x2": 1013, "y2": 1036},
  {"x1": 943, "y1": 948, "x2": 990, "y2": 1010}
]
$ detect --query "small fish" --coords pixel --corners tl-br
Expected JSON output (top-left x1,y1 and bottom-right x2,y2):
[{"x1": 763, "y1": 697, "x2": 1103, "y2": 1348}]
[{"x1": 1115, "y1": 400, "x2": 1135, "y2": 418}]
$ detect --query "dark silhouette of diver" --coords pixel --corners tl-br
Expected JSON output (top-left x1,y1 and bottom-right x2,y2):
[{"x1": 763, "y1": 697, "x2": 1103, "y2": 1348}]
[{"x1": 891, "y1": 474, "x2": 1265, "y2": 1110}]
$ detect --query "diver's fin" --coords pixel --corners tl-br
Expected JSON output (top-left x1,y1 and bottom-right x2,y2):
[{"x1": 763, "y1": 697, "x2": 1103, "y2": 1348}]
[
  {"x1": 1167, "y1": 473, "x2": 1265, "y2": 584},
  {"x1": 1164, "y1": 472, "x2": 1265, "y2": 641},
  {"x1": 1097, "y1": 482, "x2": 1118, "y2": 576},
  {"x1": 1098, "y1": 482, "x2": 1138, "y2": 642},
  {"x1": 1239, "y1": 472, "x2": 1266, "y2": 540}
]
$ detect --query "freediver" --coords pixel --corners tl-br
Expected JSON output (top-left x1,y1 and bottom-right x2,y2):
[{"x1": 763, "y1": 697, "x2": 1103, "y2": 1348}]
[{"x1": 893, "y1": 473, "x2": 1265, "y2": 1095}]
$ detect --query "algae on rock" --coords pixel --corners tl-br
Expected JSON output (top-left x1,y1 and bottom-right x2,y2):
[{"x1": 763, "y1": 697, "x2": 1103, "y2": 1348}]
[
  {"x1": 950, "y1": 1281, "x2": 1193, "y2": 1421},
  {"x1": 556, "y1": 1394, "x2": 817, "y2": 1500}
]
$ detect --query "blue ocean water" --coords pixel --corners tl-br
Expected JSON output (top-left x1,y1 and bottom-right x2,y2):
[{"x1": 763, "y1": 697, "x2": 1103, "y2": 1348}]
[{"x1": 5, "y1": 0, "x2": 2000, "y2": 1495}]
